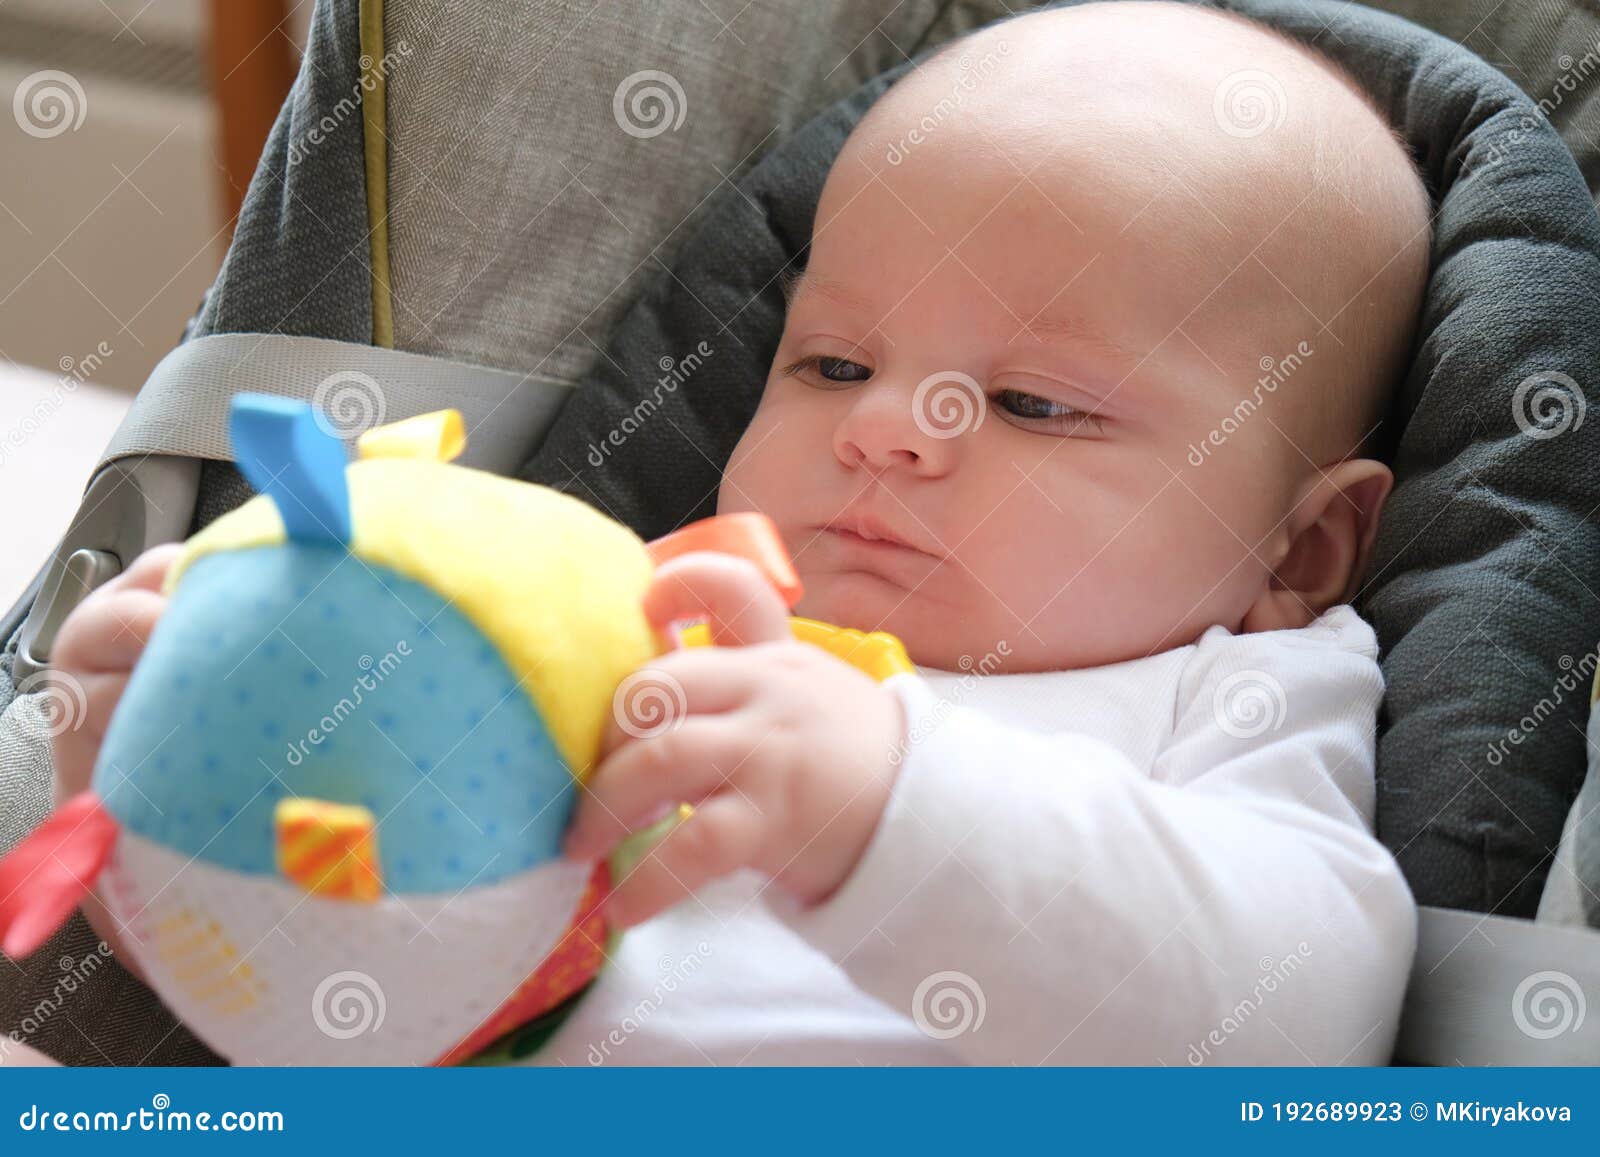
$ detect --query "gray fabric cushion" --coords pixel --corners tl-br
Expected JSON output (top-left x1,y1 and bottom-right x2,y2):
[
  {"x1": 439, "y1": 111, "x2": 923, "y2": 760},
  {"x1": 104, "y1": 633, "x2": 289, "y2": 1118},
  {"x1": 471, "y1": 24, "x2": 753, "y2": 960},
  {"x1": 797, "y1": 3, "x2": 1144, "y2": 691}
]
[
  {"x1": 1376, "y1": 0, "x2": 1600, "y2": 199},
  {"x1": 519, "y1": 0, "x2": 1600, "y2": 922}
]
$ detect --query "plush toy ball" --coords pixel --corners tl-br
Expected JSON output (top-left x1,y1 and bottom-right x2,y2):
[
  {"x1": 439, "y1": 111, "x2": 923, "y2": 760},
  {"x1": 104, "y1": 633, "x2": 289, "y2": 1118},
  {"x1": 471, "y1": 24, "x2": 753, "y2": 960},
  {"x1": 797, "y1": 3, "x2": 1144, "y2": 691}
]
[
  {"x1": 80, "y1": 397, "x2": 676, "y2": 1064},
  {"x1": 0, "y1": 394, "x2": 867, "y2": 1064}
]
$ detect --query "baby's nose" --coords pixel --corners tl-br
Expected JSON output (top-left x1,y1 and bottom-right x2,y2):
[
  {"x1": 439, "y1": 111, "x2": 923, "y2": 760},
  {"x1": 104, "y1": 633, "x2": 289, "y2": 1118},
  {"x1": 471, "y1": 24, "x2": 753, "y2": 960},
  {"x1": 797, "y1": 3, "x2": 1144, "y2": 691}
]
[{"x1": 832, "y1": 373, "x2": 977, "y2": 476}]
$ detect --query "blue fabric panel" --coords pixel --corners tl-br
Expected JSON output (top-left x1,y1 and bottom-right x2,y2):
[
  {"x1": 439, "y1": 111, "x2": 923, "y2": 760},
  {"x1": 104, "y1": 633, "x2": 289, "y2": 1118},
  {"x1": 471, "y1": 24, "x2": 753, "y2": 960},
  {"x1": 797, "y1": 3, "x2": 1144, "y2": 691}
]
[{"x1": 94, "y1": 543, "x2": 576, "y2": 894}]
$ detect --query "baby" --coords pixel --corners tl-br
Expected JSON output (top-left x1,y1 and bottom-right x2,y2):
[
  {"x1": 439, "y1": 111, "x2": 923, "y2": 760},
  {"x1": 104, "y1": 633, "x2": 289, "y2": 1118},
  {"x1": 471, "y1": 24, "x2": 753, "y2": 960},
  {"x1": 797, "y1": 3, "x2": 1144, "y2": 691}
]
[{"x1": 48, "y1": 2, "x2": 1428, "y2": 1065}]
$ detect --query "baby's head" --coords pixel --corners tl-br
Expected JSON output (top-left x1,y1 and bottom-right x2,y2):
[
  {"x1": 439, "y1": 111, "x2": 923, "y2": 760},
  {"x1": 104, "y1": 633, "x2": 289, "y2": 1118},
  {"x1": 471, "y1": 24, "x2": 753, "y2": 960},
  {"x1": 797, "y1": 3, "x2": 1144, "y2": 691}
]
[{"x1": 718, "y1": 1, "x2": 1430, "y2": 672}]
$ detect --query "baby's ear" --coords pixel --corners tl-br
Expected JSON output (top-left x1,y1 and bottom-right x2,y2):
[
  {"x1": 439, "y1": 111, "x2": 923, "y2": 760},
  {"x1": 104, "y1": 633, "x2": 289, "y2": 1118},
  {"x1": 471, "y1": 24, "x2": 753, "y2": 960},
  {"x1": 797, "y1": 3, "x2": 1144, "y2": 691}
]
[{"x1": 1240, "y1": 459, "x2": 1393, "y2": 634}]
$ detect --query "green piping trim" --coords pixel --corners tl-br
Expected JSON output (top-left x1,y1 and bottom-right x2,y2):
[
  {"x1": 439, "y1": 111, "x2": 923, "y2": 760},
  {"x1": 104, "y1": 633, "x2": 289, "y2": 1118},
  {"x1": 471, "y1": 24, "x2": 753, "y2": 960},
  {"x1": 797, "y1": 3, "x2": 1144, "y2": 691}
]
[{"x1": 359, "y1": 0, "x2": 394, "y2": 348}]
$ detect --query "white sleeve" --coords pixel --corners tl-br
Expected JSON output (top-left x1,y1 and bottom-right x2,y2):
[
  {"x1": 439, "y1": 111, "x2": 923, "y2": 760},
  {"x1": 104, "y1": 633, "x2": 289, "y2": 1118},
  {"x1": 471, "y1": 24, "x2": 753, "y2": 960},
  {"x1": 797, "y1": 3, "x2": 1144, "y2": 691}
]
[{"x1": 772, "y1": 626, "x2": 1417, "y2": 1065}]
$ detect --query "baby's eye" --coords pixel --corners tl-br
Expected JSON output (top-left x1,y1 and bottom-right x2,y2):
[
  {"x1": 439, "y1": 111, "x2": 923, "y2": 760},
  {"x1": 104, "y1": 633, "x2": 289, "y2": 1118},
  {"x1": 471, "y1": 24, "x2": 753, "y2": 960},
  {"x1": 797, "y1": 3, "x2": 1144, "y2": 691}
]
[
  {"x1": 993, "y1": 388, "x2": 1106, "y2": 435},
  {"x1": 783, "y1": 354, "x2": 873, "y2": 387}
]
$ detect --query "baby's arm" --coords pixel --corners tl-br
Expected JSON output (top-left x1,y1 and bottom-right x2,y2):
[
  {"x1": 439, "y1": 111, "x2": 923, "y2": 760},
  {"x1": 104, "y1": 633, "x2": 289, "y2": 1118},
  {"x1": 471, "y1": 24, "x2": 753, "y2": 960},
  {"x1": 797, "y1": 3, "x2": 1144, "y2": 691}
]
[{"x1": 775, "y1": 637, "x2": 1416, "y2": 1066}]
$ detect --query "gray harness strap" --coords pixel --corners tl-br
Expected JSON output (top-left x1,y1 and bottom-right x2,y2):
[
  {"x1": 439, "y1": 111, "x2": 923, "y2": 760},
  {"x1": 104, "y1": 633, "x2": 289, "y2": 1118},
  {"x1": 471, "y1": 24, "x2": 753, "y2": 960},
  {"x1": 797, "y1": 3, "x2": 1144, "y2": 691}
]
[{"x1": 98, "y1": 332, "x2": 569, "y2": 476}]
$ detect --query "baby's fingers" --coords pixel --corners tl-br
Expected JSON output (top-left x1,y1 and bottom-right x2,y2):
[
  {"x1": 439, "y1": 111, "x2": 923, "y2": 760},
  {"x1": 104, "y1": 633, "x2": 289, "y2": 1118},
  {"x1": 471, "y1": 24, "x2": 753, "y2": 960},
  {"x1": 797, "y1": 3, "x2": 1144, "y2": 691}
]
[
  {"x1": 565, "y1": 716, "x2": 752, "y2": 862},
  {"x1": 50, "y1": 542, "x2": 183, "y2": 674},
  {"x1": 50, "y1": 586, "x2": 168, "y2": 675},
  {"x1": 604, "y1": 795, "x2": 761, "y2": 928},
  {"x1": 115, "y1": 541, "x2": 185, "y2": 593},
  {"x1": 645, "y1": 552, "x2": 791, "y2": 648}
]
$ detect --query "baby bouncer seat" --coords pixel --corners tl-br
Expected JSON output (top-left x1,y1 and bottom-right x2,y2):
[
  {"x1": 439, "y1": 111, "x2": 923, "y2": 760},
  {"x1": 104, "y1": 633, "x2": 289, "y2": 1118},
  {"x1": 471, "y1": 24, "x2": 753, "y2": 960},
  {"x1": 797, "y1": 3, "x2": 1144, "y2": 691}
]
[{"x1": 3, "y1": 0, "x2": 1599, "y2": 1065}]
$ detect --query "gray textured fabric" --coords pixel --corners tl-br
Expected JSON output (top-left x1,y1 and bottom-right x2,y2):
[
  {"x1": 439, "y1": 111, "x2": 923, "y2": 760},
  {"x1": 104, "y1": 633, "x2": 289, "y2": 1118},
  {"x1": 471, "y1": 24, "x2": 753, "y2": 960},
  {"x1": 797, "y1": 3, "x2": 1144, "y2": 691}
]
[
  {"x1": 382, "y1": 0, "x2": 1024, "y2": 379},
  {"x1": 1378, "y1": 0, "x2": 1600, "y2": 198},
  {"x1": 1360, "y1": 2, "x2": 1600, "y2": 936},
  {"x1": 1418, "y1": 0, "x2": 1600, "y2": 930},
  {"x1": 1375, "y1": 5, "x2": 1600, "y2": 933},
  {"x1": 190, "y1": 6, "x2": 374, "y2": 341},
  {"x1": 185, "y1": 0, "x2": 380, "y2": 537},
  {"x1": 517, "y1": 0, "x2": 1600, "y2": 924},
  {"x1": 0, "y1": 654, "x2": 51, "y2": 858}
]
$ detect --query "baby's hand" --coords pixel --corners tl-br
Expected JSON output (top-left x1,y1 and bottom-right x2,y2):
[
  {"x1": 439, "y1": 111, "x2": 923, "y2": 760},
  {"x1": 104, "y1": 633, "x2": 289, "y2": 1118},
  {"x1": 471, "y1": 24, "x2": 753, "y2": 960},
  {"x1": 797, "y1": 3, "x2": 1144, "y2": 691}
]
[
  {"x1": 562, "y1": 552, "x2": 906, "y2": 928},
  {"x1": 45, "y1": 542, "x2": 181, "y2": 974},
  {"x1": 49, "y1": 543, "x2": 182, "y2": 803}
]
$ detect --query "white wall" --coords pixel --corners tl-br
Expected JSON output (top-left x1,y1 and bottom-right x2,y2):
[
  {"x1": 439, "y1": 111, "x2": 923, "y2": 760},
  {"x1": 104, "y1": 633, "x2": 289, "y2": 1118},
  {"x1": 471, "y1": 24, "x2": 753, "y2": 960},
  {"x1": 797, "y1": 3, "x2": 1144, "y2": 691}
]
[{"x1": 0, "y1": 64, "x2": 222, "y2": 392}]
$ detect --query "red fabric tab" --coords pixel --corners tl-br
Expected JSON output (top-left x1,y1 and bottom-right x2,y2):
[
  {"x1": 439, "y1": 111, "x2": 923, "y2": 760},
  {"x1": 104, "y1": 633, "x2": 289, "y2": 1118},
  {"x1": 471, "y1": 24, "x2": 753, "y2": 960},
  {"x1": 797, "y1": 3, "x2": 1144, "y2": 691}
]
[{"x1": 0, "y1": 791, "x2": 118, "y2": 958}]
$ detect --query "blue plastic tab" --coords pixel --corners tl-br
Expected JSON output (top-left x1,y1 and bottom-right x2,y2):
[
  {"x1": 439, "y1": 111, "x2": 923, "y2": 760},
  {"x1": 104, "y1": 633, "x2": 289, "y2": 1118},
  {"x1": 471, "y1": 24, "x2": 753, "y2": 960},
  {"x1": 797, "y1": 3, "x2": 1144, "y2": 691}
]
[{"x1": 228, "y1": 394, "x2": 352, "y2": 545}]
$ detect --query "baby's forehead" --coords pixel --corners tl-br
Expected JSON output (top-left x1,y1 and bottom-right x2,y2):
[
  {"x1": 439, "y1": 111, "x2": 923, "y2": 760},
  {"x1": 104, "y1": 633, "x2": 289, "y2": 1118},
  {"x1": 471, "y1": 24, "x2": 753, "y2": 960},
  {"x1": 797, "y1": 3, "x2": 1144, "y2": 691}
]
[
  {"x1": 819, "y1": 106, "x2": 1283, "y2": 327},
  {"x1": 820, "y1": 6, "x2": 1419, "y2": 328},
  {"x1": 847, "y1": 3, "x2": 1383, "y2": 218}
]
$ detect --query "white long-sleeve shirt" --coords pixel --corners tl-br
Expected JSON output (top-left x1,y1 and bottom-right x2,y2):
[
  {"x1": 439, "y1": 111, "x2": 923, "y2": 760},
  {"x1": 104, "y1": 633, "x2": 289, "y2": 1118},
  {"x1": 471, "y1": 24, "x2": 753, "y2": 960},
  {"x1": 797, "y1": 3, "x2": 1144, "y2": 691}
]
[{"x1": 527, "y1": 605, "x2": 1417, "y2": 1066}]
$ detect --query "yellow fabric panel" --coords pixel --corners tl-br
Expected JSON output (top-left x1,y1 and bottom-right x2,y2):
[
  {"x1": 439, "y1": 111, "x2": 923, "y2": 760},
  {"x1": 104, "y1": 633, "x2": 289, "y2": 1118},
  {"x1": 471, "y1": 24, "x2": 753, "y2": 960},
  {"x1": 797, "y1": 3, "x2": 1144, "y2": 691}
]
[
  {"x1": 356, "y1": 408, "x2": 465, "y2": 462},
  {"x1": 165, "y1": 458, "x2": 659, "y2": 780}
]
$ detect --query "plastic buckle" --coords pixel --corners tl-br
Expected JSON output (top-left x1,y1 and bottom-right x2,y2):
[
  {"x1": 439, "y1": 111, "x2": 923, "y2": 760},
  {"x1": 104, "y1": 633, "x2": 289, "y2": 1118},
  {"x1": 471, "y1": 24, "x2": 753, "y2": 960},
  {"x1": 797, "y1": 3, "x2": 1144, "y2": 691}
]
[
  {"x1": 11, "y1": 455, "x2": 200, "y2": 684},
  {"x1": 15, "y1": 548, "x2": 120, "y2": 681}
]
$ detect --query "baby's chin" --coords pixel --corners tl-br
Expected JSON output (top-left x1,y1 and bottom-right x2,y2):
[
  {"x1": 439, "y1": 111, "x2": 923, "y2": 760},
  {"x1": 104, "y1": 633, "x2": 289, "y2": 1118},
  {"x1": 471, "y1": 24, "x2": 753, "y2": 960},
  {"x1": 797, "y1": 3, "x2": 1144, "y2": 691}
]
[
  {"x1": 794, "y1": 570, "x2": 1182, "y2": 674},
  {"x1": 794, "y1": 571, "x2": 1014, "y2": 673},
  {"x1": 797, "y1": 570, "x2": 928, "y2": 639}
]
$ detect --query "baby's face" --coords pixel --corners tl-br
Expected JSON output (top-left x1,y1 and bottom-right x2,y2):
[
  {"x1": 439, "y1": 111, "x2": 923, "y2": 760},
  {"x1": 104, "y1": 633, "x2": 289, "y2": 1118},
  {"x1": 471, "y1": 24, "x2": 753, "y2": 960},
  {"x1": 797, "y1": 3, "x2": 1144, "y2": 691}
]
[
  {"x1": 717, "y1": 7, "x2": 1417, "y2": 672},
  {"x1": 721, "y1": 144, "x2": 1283, "y2": 670}
]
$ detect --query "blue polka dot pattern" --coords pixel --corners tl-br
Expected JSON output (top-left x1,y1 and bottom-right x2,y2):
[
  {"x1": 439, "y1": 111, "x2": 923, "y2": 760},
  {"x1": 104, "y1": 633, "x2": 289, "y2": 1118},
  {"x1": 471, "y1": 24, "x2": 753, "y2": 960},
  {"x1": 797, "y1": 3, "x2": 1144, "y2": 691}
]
[{"x1": 93, "y1": 543, "x2": 578, "y2": 894}]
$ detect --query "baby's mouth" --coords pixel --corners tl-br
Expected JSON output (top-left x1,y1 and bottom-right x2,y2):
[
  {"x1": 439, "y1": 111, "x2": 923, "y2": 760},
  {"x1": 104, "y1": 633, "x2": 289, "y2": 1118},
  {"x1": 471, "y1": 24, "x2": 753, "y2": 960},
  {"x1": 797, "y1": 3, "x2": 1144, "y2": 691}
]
[
  {"x1": 805, "y1": 514, "x2": 949, "y2": 593},
  {"x1": 817, "y1": 511, "x2": 940, "y2": 559},
  {"x1": 823, "y1": 525, "x2": 925, "y2": 556}
]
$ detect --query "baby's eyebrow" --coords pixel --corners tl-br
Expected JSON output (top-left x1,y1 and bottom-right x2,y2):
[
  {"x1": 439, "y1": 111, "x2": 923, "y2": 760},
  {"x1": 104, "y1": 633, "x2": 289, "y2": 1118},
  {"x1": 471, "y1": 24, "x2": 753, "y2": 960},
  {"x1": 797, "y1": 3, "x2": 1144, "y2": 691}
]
[
  {"x1": 1017, "y1": 309, "x2": 1143, "y2": 374},
  {"x1": 780, "y1": 268, "x2": 875, "y2": 315}
]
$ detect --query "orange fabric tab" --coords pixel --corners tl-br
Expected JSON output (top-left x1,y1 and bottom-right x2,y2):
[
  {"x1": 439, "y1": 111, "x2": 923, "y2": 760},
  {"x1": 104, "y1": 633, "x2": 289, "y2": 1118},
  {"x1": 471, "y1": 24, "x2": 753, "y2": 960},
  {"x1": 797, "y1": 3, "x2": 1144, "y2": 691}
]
[
  {"x1": 645, "y1": 512, "x2": 802, "y2": 606},
  {"x1": 274, "y1": 798, "x2": 382, "y2": 902}
]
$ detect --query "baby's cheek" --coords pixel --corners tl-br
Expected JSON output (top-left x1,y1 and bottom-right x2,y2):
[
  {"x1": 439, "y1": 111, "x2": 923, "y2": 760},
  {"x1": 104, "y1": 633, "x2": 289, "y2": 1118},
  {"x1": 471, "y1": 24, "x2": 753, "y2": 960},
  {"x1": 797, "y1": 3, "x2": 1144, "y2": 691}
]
[
  {"x1": 999, "y1": 494, "x2": 1235, "y2": 651},
  {"x1": 718, "y1": 394, "x2": 824, "y2": 519},
  {"x1": 1132, "y1": 504, "x2": 1266, "y2": 637},
  {"x1": 718, "y1": 434, "x2": 782, "y2": 518}
]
